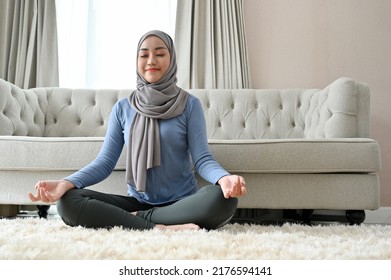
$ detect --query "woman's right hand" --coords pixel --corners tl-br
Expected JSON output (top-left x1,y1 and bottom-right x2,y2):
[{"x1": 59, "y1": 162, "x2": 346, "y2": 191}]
[{"x1": 28, "y1": 180, "x2": 75, "y2": 203}]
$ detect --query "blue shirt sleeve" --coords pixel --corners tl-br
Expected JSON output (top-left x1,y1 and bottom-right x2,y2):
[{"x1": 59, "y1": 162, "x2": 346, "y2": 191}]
[
  {"x1": 64, "y1": 101, "x2": 125, "y2": 188},
  {"x1": 187, "y1": 97, "x2": 230, "y2": 184}
]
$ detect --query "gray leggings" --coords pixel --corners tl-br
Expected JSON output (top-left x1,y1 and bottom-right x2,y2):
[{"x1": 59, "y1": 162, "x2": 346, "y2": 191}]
[{"x1": 56, "y1": 185, "x2": 238, "y2": 230}]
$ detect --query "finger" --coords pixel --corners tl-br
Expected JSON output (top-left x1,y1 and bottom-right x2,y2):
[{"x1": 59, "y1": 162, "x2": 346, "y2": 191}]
[
  {"x1": 239, "y1": 177, "x2": 247, "y2": 195},
  {"x1": 28, "y1": 192, "x2": 40, "y2": 202},
  {"x1": 240, "y1": 176, "x2": 246, "y2": 187},
  {"x1": 234, "y1": 176, "x2": 242, "y2": 195},
  {"x1": 235, "y1": 176, "x2": 241, "y2": 186},
  {"x1": 221, "y1": 187, "x2": 231, "y2": 199},
  {"x1": 35, "y1": 181, "x2": 42, "y2": 189},
  {"x1": 39, "y1": 188, "x2": 50, "y2": 203},
  {"x1": 230, "y1": 176, "x2": 238, "y2": 190},
  {"x1": 235, "y1": 187, "x2": 241, "y2": 197},
  {"x1": 235, "y1": 176, "x2": 244, "y2": 192}
]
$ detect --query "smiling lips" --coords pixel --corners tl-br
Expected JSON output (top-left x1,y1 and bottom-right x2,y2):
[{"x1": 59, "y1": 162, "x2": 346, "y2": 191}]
[{"x1": 146, "y1": 68, "x2": 159, "y2": 72}]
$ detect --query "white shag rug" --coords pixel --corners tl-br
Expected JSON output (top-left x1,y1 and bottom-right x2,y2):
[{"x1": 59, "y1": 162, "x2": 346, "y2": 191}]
[{"x1": 1, "y1": 217, "x2": 391, "y2": 260}]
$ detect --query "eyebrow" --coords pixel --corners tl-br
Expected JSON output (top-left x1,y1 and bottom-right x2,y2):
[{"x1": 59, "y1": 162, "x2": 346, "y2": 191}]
[{"x1": 139, "y1": 46, "x2": 167, "y2": 51}]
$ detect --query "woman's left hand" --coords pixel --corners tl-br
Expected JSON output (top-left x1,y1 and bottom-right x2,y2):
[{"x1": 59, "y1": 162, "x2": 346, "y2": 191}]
[{"x1": 218, "y1": 175, "x2": 247, "y2": 199}]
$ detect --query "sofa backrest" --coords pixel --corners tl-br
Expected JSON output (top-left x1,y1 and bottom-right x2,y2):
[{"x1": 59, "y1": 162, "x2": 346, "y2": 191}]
[
  {"x1": 0, "y1": 77, "x2": 370, "y2": 139},
  {"x1": 44, "y1": 88, "x2": 132, "y2": 136},
  {"x1": 0, "y1": 78, "x2": 132, "y2": 137},
  {"x1": 189, "y1": 77, "x2": 370, "y2": 139}
]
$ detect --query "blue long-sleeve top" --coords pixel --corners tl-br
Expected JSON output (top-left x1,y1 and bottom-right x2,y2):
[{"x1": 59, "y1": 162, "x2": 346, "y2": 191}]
[{"x1": 65, "y1": 94, "x2": 229, "y2": 205}]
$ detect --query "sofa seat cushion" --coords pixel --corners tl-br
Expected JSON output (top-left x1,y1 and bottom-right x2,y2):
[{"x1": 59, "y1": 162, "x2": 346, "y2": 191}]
[
  {"x1": 208, "y1": 138, "x2": 381, "y2": 174},
  {"x1": 0, "y1": 137, "x2": 380, "y2": 175},
  {"x1": 0, "y1": 136, "x2": 126, "y2": 171}
]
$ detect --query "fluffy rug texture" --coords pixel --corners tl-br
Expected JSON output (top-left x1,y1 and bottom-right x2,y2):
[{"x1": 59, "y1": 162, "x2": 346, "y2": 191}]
[{"x1": 1, "y1": 217, "x2": 390, "y2": 260}]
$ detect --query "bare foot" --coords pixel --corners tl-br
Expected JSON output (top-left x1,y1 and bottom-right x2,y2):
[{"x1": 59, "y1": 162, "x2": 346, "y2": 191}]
[{"x1": 155, "y1": 223, "x2": 200, "y2": 231}]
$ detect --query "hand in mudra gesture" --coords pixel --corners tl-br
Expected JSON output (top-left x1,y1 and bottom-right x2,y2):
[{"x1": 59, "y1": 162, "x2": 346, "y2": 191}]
[
  {"x1": 28, "y1": 180, "x2": 75, "y2": 203},
  {"x1": 218, "y1": 175, "x2": 247, "y2": 199}
]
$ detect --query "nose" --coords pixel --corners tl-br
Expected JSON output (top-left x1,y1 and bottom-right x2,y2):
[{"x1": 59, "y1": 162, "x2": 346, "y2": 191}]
[{"x1": 147, "y1": 54, "x2": 156, "y2": 65}]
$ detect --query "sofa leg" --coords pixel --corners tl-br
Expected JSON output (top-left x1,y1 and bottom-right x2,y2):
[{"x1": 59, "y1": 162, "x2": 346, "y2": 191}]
[
  {"x1": 301, "y1": 209, "x2": 314, "y2": 225},
  {"x1": 37, "y1": 205, "x2": 50, "y2": 219},
  {"x1": 346, "y1": 210, "x2": 365, "y2": 225},
  {"x1": 0, "y1": 205, "x2": 19, "y2": 217}
]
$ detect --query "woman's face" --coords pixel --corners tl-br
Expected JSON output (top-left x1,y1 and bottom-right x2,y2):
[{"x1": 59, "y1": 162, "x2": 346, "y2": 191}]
[{"x1": 137, "y1": 35, "x2": 171, "y2": 84}]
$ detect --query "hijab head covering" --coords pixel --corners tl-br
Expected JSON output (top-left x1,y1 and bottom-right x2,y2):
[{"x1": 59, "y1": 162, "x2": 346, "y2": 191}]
[{"x1": 127, "y1": 30, "x2": 189, "y2": 192}]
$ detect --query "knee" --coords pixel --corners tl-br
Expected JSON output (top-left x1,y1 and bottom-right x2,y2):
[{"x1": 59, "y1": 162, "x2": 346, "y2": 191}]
[
  {"x1": 201, "y1": 185, "x2": 238, "y2": 229},
  {"x1": 209, "y1": 184, "x2": 238, "y2": 212}
]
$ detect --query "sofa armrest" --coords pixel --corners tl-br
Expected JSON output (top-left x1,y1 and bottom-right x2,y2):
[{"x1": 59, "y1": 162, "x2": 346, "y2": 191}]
[
  {"x1": 0, "y1": 78, "x2": 47, "y2": 136},
  {"x1": 304, "y1": 77, "x2": 370, "y2": 138}
]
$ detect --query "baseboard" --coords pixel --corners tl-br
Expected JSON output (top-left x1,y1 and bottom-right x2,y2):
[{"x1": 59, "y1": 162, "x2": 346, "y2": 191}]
[{"x1": 365, "y1": 207, "x2": 391, "y2": 225}]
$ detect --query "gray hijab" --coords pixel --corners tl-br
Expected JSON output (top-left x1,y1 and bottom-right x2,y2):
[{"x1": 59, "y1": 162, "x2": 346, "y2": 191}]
[{"x1": 127, "y1": 30, "x2": 189, "y2": 192}]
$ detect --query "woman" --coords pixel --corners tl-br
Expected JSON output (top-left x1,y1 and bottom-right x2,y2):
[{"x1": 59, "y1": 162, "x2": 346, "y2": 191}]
[{"x1": 28, "y1": 30, "x2": 247, "y2": 231}]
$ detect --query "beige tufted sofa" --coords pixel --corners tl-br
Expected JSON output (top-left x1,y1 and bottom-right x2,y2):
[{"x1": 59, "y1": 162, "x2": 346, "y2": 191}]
[{"x1": 0, "y1": 77, "x2": 381, "y2": 224}]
